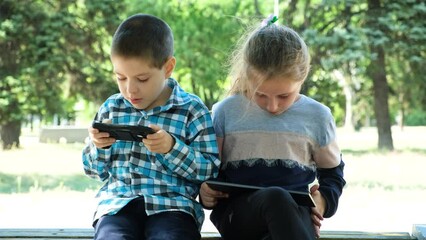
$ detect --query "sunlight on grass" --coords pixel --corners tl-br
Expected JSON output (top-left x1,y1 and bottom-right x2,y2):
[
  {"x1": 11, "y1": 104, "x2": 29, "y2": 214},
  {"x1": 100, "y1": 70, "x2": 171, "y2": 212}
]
[
  {"x1": 344, "y1": 151, "x2": 426, "y2": 189},
  {"x1": 0, "y1": 173, "x2": 102, "y2": 193}
]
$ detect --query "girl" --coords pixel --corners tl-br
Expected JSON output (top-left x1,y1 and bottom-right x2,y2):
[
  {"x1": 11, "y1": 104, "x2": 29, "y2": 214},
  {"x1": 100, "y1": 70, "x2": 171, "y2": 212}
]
[{"x1": 199, "y1": 16, "x2": 346, "y2": 240}]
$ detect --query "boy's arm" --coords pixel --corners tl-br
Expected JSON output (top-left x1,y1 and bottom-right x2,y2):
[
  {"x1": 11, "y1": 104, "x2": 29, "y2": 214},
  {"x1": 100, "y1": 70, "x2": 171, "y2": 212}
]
[
  {"x1": 158, "y1": 112, "x2": 221, "y2": 182},
  {"x1": 82, "y1": 142, "x2": 111, "y2": 181},
  {"x1": 81, "y1": 106, "x2": 112, "y2": 182}
]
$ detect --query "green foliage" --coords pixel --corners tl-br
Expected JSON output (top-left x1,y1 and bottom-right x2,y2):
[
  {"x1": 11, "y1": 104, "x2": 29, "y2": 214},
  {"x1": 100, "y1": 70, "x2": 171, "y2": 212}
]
[
  {"x1": 0, "y1": 0, "x2": 124, "y2": 129},
  {"x1": 405, "y1": 110, "x2": 426, "y2": 126},
  {"x1": 297, "y1": 0, "x2": 425, "y2": 133},
  {"x1": 304, "y1": 69, "x2": 346, "y2": 125},
  {"x1": 0, "y1": 76, "x2": 25, "y2": 124},
  {"x1": 0, "y1": 172, "x2": 102, "y2": 193},
  {"x1": 384, "y1": 0, "x2": 426, "y2": 112},
  {"x1": 126, "y1": 0, "x2": 254, "y2": 107},
  {"x1": 1, "y1": 0, "x2": 425, "y2": 149}
]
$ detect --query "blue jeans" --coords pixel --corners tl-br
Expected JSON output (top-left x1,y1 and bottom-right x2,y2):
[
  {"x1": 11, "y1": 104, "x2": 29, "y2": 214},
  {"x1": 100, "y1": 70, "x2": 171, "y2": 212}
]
[{"x1": 94, "y1": 197, "x2": 200, "y2": 240}]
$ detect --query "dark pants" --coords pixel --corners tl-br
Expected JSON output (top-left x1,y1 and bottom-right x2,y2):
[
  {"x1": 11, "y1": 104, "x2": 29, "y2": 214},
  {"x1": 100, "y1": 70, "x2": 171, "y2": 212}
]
[
  {"x1": 94, "y1": 197, "x2": 200, "y2": 240},
  {"x1": 211, "y1": 187, "x2": 316, "y2": 240}
]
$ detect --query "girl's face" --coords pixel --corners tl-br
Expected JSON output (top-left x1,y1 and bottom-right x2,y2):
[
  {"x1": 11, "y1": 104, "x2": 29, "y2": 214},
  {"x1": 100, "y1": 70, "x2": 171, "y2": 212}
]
[
  {"x1": 251, "y1": 75, "x2": 302, "y2": 115},
  {"x1": 111, "y1": 55, "x2": 175, "y2": 110}
]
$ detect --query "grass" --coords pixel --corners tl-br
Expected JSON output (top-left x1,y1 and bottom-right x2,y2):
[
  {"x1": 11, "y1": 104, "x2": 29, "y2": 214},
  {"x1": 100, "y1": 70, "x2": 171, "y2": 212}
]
[
  {"x1": 0, "y1": 126, "x2": 425, "y2": 232},
  {"x1": 0, "y1": 136, "x2": 102, "y2": 194},
  {"x1": 0, "y1": 173, "x2": 102, "y2": 193}
]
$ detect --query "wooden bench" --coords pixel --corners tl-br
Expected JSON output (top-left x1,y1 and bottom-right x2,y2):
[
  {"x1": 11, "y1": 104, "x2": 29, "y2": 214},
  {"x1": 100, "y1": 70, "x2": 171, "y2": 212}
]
[{"x1": 1, "y1": 225, "x2": 425, "y2": 240}]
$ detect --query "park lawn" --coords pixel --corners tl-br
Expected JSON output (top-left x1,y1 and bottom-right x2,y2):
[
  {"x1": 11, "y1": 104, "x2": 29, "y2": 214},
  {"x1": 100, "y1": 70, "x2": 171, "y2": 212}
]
[
  {"x1": 0, "y1": 126, "x2": 425, "y2": 232},
  {"x1": 0, "y1": 172, "x2": 101, "y2": 193},
  {"x1": 1, "y1": 147, "x2": 424, "y2": 193}
]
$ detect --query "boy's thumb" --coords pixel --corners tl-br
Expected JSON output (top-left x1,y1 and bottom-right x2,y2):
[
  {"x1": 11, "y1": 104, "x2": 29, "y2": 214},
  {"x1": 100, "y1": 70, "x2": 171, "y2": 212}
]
[{"x1": 148, "y1": 124, "x2": 161, "y2": 132}]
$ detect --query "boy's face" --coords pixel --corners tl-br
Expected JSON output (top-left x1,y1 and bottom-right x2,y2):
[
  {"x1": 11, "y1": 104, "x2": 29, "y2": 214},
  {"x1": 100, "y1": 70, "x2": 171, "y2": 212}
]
[
  {"x1": 251, "y1": 74, "x2": 302, "y2": 115},
  {"x1": 111, "y1": 55, "x2": 175, "y2": 110}
]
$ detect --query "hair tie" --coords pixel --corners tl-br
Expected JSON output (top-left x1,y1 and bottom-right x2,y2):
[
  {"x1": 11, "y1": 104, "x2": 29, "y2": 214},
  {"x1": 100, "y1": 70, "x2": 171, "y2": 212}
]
[{"x1": 261, "y1": 14, "x2": 278, "y2": 27}]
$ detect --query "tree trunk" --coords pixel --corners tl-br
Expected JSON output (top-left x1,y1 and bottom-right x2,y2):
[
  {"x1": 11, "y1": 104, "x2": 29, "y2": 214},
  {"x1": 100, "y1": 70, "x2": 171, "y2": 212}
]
[
  {"x1": 369, "y1": 46, "x2": 394, "y2": 150},
  {"x1": 203, "y1": 89, "x2": 213, "y2": 109},
  {"x1": 253, "y1": 0, "x2": 262, "y2": 17},
  {"x1": 398, "y1": 93, "x2": 405, "y2": 131},
  {"x1": 367, "y1": 0, "x2": 394, "y2": 150},
  {"x1": 333, "y1": 69, "x2": 355, "y2": 131},
  {"x1": 284, "y1": 0, "x2": 298, "y2": 25},
  {"x1": 1, "y1": 120, "x2": 21, "y2": 150}
]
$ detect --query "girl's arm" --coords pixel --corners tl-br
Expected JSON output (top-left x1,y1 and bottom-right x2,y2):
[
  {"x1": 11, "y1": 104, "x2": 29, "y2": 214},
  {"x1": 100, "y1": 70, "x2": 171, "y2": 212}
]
[{"x1": 316, "y1": 158, "x2": 346, "y2": 218}]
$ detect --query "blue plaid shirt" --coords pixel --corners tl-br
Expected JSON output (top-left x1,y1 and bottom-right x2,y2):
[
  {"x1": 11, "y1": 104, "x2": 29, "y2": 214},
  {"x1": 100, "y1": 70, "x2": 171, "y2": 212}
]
[{"x1": 82, "y1": 78, "x2": 220, "y2": 230}]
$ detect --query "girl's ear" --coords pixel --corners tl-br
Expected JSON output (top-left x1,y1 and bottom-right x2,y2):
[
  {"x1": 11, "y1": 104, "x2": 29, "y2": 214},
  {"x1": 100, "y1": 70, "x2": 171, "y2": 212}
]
[{"x1": 164, "y1": 57, "x2": 176, "y2": 79}]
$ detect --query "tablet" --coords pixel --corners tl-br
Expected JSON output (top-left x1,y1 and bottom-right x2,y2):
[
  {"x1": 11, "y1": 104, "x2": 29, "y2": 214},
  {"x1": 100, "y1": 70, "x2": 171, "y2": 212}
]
[
  {"x1": 92, "y1": 122, "x2": 155, "y2": 142},
  {"x1": 205, "y1": 180, "x2": 316, "y2": 207}
]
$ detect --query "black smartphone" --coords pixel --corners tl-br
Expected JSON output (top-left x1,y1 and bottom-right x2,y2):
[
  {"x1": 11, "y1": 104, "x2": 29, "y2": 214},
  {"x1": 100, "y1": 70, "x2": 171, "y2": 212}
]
[{"x1": 92, "y1": 121, "x2": 155, "y2": 142}]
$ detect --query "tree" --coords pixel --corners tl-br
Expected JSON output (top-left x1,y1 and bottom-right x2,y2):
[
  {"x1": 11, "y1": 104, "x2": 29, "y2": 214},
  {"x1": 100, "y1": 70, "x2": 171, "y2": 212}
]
[
  {"x1": 383, "y1": 1, "x2": 426, "y2": 128},
  {"x1": 64, "y1": 0, "x2": 125, "y2": 105},
  {"x1": 0, "y1": 1, "x2": 40, "y2": 149},
  {"x1": 1, "y1": 0, "x2": 424, "y2": 150},
  {"x1": 283, "y1": 0, "x2": 368, "y2": 130},
  {"x1": 0, "y1": 0, "x2": 124, "y2": 149},
  {"x1": 281, "y1": 0, "x2": 426, "y2": 149},
  {"x1": 364, "y1": 0, "x2": 393, "y2": 150}
]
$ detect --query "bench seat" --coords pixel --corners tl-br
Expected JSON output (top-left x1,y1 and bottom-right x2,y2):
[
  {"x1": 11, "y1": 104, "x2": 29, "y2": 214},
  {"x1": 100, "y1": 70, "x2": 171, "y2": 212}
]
[{"x1": 0, "y1": 228, "x2": 422, "y2": 240}]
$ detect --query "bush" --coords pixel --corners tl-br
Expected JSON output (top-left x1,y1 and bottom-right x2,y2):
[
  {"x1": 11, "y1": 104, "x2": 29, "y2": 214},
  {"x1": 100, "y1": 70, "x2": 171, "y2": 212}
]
[{"x1": 405, "y1": 110, "x2": 426, "y2": 126}]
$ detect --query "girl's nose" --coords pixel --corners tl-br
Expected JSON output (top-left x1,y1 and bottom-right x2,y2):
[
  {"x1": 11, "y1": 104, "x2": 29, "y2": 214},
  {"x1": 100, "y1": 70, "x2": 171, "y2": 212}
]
[{"x1": 266, "y1": 98, "x2": 279, "y2": 113}]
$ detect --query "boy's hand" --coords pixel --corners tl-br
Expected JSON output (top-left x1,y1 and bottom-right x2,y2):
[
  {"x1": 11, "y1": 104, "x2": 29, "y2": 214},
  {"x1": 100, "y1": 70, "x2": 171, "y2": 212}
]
[
  {"x1": 88, "y1": 127, "x2": 116, "y2": 149},
  {"x1": 199, "y1": 182, "x2": 229, "y2": 208},
  {"x1": 142, "y1": 124, "x2": 175, "y2": 154},
  {"x1": 310, "y1": 184, "x2": 325, "y2": 238}
]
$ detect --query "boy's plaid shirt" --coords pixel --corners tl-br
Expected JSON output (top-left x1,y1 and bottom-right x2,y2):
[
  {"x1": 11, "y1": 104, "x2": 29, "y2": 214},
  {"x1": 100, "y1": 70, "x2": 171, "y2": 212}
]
[{"x1": 82, "y1": 78, "x2": 220, "y2": 230}]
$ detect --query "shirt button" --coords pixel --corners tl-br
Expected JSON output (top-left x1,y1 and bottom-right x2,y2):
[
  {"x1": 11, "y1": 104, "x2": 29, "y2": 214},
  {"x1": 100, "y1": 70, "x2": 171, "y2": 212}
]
[{"x1": 134, "y1": 167, "x2": 139, "y2": 172}]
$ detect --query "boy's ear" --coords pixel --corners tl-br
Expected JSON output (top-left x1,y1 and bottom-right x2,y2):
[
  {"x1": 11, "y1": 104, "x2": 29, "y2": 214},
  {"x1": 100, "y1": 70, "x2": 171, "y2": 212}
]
[{"x1": 164, "y1": 57, "x2": 176, "y2": 78}]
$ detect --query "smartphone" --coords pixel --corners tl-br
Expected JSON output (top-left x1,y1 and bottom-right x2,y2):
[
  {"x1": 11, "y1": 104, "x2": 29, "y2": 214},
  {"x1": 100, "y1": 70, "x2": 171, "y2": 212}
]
[{"x1": 92, "y1": 121, "x2": 155, "y2": 142}]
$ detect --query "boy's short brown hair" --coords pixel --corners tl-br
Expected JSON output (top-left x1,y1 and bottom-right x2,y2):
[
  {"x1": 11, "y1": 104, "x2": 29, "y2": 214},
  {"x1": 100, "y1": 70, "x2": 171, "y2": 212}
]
[{"x1": 111, "y1": 14, "x2": 174, "y2": 68}]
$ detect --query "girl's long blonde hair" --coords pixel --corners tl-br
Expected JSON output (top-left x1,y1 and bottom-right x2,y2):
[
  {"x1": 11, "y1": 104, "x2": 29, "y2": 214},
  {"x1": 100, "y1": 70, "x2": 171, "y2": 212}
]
[{"x1": 227, "y1": 21, "x2": 311, "y2": 98}]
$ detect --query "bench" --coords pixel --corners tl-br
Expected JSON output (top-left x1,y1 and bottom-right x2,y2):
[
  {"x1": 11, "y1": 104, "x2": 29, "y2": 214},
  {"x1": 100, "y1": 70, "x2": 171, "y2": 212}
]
[
  {"x1": 1, "y1": 225, "x2": 425, "y2": 240},
  {"x1": 39, "y1": 126, "x2": 88, "y2": 143}
]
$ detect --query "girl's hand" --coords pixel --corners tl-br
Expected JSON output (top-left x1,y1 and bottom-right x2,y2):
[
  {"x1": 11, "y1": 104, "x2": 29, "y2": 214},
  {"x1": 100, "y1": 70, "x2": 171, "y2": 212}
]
[
  {"x1": 199, "y1": 182, "x2": 229, "y2": 208},
  {"x1": 142, "y1": 124, "x2": 174, "y2": 154},
  {"x1": 310, "y1": 184, "x2": 325, "y2": 238},
  {"x1": 88, "y1": 126, "x2": 116, "y2": 149}
]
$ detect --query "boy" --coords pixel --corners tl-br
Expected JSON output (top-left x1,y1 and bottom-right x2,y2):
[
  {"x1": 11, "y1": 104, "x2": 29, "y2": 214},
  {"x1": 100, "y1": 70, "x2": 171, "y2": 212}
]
[{"x1": 82, "y1": 14, "x2": 220, "y2": 240}]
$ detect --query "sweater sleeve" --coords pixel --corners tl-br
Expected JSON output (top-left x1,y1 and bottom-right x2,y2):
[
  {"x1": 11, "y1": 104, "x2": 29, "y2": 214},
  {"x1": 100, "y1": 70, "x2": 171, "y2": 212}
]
[{"x1": 317, "y1": 157, "x2": 346, "y2": 218}]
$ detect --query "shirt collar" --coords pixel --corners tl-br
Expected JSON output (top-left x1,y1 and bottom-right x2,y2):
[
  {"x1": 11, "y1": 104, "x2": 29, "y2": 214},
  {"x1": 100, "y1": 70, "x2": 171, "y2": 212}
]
[
  {"x1": 119, "y1": 78, "x2": 190, "y2": 115},
  {"x1": 164, "y1": 78, "x2": 191, "y2": 108}
]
